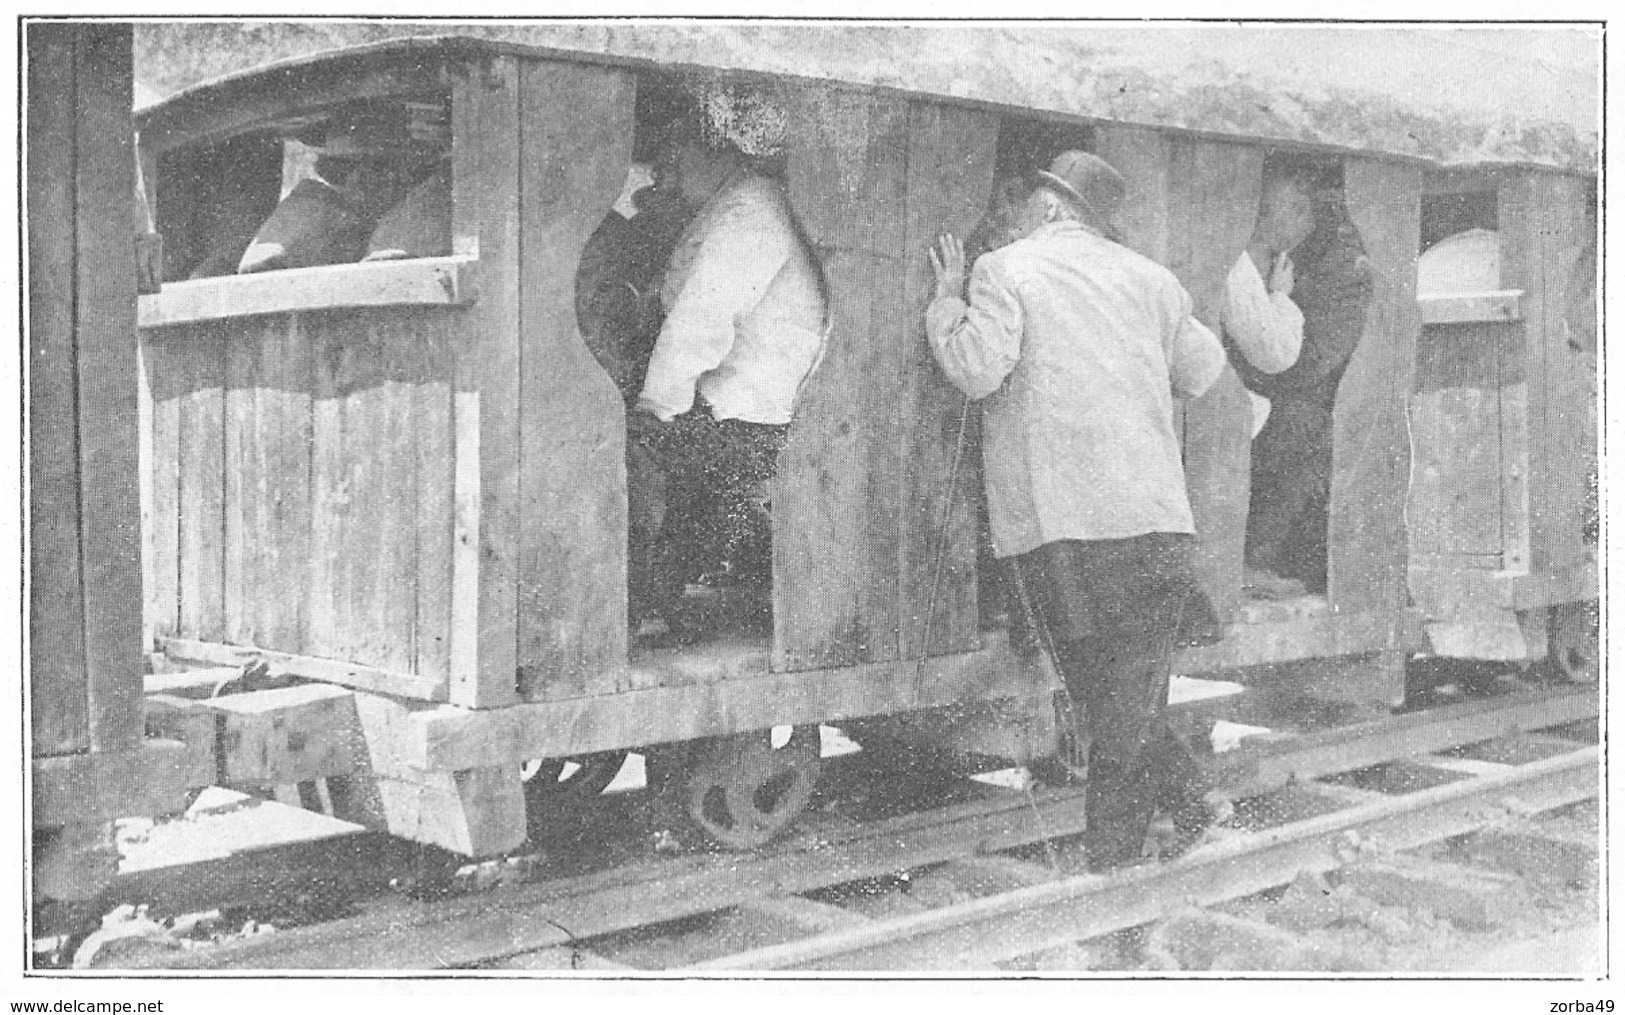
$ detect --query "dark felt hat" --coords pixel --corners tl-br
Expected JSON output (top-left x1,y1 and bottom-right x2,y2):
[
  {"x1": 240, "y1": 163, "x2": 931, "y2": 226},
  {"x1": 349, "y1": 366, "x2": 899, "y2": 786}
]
[{"x1": 1036, "y1": 150, "x2": 1127, "y2": 226}]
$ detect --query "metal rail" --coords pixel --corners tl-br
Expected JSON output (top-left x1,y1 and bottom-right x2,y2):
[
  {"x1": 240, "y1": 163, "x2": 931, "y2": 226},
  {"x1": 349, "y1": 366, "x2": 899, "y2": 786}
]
[
  {"x1": 140, "y1": 685, "x2": 1597, "y2": 970},
  {"x1": 694, "y1": 746, "x2": 1598, "y2": 970}
]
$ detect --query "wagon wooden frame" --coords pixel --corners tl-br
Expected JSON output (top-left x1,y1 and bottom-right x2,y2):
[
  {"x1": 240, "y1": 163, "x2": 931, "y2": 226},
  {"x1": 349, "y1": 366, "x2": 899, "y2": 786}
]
[{"x1": 29, "y1": 27, "x2": 1598, "y2": 874}]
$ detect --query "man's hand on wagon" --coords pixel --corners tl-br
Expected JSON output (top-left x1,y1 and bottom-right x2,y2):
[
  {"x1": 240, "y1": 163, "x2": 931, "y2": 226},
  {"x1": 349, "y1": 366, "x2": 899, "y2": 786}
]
[{"x1": 929, "y1": 232, "x2": 967, "y2": 302}]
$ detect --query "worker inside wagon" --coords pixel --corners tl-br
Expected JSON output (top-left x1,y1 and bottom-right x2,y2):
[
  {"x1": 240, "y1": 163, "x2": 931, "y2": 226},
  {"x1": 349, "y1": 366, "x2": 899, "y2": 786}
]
[
  {"x1": 577, "y1": 156, "x2": 695, "y2": 628},
  {"x1": 628, "y1": 86, "x2": 829, "y2": 640},
  {"x1": 235, "y1": 104, "x2": 446, "y2": 274},
  {"x1": 924, "y1": 152, "x2": 1230, "y2": 871},
  {"x1": 1220, "y1": 165, "x2": 1316, "y2": 598},
  {"x1": 1238, "y1": 182, "x2": 1373, "y2": 596}
]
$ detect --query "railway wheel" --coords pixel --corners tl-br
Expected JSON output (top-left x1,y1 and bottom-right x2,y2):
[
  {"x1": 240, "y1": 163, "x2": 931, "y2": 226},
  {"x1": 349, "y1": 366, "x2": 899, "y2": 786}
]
[
  {"x1": 522, "y1": 752, "x2": 628, "y2": 836},
  {"x1": 1543, "y1": 603, "x2": 1599, "y2": 684},
  {"x1": 683, "y1": 726, "x2": 822, "y2": 849}
]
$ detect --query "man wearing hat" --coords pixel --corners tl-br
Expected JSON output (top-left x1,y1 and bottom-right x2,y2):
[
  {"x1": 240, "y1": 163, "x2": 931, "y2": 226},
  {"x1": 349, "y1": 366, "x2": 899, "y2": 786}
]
[
  {"x1": 630, "y1": 87, "x2": 828, "y2": 639},
  {"x1": 1221, "y1": 164, "x2": 1318, "y2": 598},
  {"x1": 924, "y1": 151, "x2": 1227, "y2": 871}
]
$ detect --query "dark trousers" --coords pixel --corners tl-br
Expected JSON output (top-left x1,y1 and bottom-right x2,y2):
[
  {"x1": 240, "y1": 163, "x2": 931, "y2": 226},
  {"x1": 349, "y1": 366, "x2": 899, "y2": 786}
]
[
  {"x1": 1008, "y1": 535, "x2": 1212, "y2": 869},
  {"x1": 1054, "y1": 630, "x2": 1209, "y2": 869},
  {"x1": 634, "y1": 401, "x2": 788, "y2": 620},
  {"x1": 1246, "y1": 397, "x2": 1334, "y2": 585}
]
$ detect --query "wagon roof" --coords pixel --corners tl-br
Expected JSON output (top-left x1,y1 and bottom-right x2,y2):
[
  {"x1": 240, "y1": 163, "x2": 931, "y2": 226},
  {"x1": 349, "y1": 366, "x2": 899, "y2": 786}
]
[{"x1": 133, "y1": 23, "x2": 1599, "y2": 174}]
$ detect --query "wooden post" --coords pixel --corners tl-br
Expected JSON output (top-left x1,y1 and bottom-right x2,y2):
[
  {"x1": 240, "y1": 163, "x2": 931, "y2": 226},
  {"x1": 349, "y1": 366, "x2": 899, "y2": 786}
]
[
  {"x1": 1096, "y1": 126, "x2": 1179, "y2": 435},
  {"x1": 775, "y1": 86, "x2": 911, "y2": 672},
  {"x1": 899, "y1": 100, "x2": 998, "y2": 660},
  {"x1": 1500, "y1": 171, "x2": 1592, "y2": 578},
  {"x1": 515, "y1": 59, "x2": 635, "y2": 701},
  {"x1": 449, "y1": 54, "x2": 524, "y2": 709},
  {"x1": 1166, "y1": 139, "x2": 1264, "y2": 620},
  {"x1": 30, "y1": 23, "x2": 146, "y2": 757},
  {"x1": 327, "y1": 693, "x2": 527, "y2": 858},
  {"x1": 1332, "y1": 157, "x2": 1421, "y2": 705},
  {"x1": 29, "y1": 22, "x2": 193, "y2": 903},
  {"x1": 1096, "y1": 125, "x2": 1174, "y2": 264},
  {"x1": 28, "y1": 23, "x2": 93, "y2": 759},
  {"x1": 72, "y1": 26, "x2": 146, "y2": 753}
]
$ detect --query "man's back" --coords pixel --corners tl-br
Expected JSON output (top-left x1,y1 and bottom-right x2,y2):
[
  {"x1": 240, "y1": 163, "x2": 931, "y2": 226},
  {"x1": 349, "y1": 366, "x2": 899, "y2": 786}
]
[{"x1": 959, "y1": 221, "x2": 1220, "y2": 554}]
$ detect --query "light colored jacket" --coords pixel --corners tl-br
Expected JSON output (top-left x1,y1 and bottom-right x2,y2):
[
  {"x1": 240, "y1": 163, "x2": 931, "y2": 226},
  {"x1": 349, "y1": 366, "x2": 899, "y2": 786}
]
[
  {"x1": 637, "y1": 172, "x2": 826, "y2": 425},
  {"x1": 926, "y1": 220, "x2": 1224, "y2": 557},
  {"x1": 1222, "y1": 251, "x2": 1304, "y2": 374}
]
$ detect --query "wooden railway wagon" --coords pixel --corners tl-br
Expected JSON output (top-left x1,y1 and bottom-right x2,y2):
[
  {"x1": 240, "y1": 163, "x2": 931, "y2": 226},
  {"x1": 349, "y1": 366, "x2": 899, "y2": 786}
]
[
  {"x1": 1408, "y1": 165, "x2": 1598, "y2": 680},
  {"x1": 120, "y1": 29, "x2": 1598, "y2": 858},
  {"x1": 27, "y1": 23, "x2": 198, "y2": 906}
]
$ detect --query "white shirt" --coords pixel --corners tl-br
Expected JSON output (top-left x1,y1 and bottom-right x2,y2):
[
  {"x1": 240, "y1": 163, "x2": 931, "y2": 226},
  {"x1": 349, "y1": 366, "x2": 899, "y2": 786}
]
[
  {"x1": 1222, "y1": 251, "x2": 1304, "y2": 375},
  {"x1": 636, "y1": 172, "x2": 827, "y2": 425},
  {"x1": 925, "y1": 221, "x2": 1225, "y2": 557}
]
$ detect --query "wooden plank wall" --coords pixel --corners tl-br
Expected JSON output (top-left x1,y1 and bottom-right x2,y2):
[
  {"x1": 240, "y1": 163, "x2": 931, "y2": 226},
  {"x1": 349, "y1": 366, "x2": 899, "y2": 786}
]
[
  {"x1": 29, "y1": 25, "x2": 146, "y2": 759},
  {"x1": 176, "y1": 326, "x2": 227, "y2": 645},
  {"x1": 775, "y1": 86, "x2": 912, "y2": 672},
  {"x1": 146, "y1": 52, "x2": 639, "y2": 710},
  {"x1": 1406, "y1": 320, "x2": 1512, "y2": 568},
  {"x1": 1500, "y1": 171, "x2": 1593, "y2": 578},
  {"x1": 303, "y1": 310, "x2": 431, "y2": 679},
  {"x1": 246, "y1": 316, "x2": 316, "y2": 655},
  {"x1": 1330, "y1": 158, "x2": 1421, "y2": 702},
  {"x1": 515, "y1": 59, "x2": 635, "y2": 701},
  {"x1": 1165, "y1": 140, "x2": 1264, "y2": 620},
  {"x1": 898, "y1": 101, "x2": 998, "y2": 660},
  {"x1": 149, "y1": 307, "x2": 458, "y2": 699}
]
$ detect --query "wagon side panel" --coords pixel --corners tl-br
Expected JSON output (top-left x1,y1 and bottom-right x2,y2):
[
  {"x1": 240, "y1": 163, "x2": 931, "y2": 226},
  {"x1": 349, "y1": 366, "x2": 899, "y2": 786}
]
[
  {"x1": 775, "y1": 87, "x2": 911, "y2": 672},
  {"x1": 449, "y1": 54, "x2": 523, "y2": 708},
  {"x1": 1501, "y1": 171, "x2": 1593, "y2": 579},
  {"x1": 174, "y1": 323, "x2": 229, "y2": 647},
  {"x1": 1407, "y1": 317, "x2": 1515, "y2": 573},
  {"x1": 252, "y1": 314, "x2": 316, "y2": 656},
  {"x1": 515, "y1": 57, "x2": 635, "y2": 701},
  {"x1": 899, "y1": 100, "x2": 998, "y2": 659}
]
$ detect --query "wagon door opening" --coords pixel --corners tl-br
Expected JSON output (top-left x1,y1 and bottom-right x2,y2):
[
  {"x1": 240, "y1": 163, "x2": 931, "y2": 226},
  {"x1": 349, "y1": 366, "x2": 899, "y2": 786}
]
[{"x1": 1238, "y1": 156, "x2": 1374, "y2": 603}]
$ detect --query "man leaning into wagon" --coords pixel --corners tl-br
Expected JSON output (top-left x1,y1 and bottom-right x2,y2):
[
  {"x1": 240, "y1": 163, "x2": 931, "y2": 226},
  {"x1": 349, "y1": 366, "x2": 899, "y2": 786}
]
[
  {"x1": 1221, "y1": 165, "x2": 1318, "y2": 597},
  {"x1": 923, "y1": 152, "x2": 1228, "y2": 872},
  {"x1": 629, "y1": 87, "x2": 829, "y2": 640}
]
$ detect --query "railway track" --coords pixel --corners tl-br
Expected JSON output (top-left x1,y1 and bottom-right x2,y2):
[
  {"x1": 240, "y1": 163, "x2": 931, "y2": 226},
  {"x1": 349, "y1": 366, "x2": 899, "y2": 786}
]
[{"x1": 86, "y1": 682, "x2": 1598, "y2": 972}]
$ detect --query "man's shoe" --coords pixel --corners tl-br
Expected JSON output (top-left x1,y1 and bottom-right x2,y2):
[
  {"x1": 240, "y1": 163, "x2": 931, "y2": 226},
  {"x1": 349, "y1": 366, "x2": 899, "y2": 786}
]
[
  {"x1": 1026, "y1": 754, "x2": 1088, "y2": 789},
  {"x1": 1160, "y1": 792, "x2": 1232, "y2": 859},
  {"x1": 1242, "y1": 565, "x2": 1307, "y2": 600}
]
